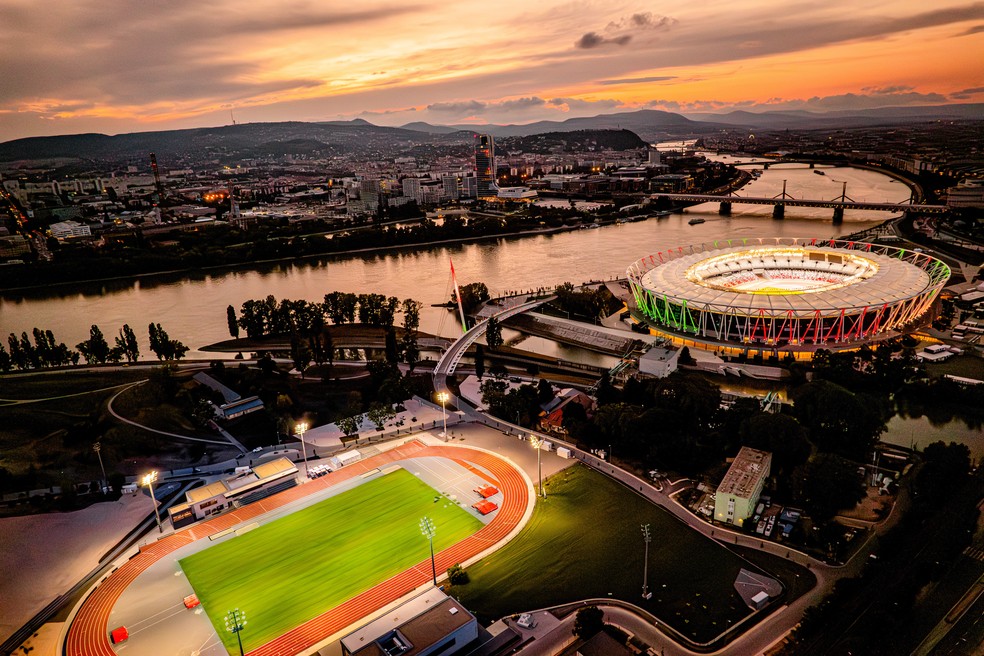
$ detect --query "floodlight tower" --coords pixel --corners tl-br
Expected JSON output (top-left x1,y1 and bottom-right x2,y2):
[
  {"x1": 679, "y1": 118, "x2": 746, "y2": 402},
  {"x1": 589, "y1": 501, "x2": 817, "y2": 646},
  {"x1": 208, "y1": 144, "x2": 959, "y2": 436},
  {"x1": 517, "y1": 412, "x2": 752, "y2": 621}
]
[
  {"x1": 641, "y1": 524, "x2": 652, "y2": 599},
  {"x1": 141, "y1": 471, "x2": 162, "y2": 533},
  {"x1": 436, "y1": 391, "x2": 449, "y2": 441},
  {"x1": 295, "y1": 422, "x2": 309, "y2": 479},
  {"x1": 529, "y1": 435, "x2": 546, "y2": 498},
  {"x1": 93, "y1": 442, "x2": 107, "y2": 493},
  {"x1": 419, "y1": 516, "x2": 437, "y2": 586},
  {"x1": 224, "y1": 608, "x2": 247, "y2": 656}
]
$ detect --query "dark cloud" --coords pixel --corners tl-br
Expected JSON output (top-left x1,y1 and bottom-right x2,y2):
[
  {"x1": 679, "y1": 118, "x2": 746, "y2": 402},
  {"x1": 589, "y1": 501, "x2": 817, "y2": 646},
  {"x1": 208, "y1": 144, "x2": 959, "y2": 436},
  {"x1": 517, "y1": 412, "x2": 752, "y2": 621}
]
[
  {"x1": 598, "y1": 76, "x2": 677, "y2": 86},
  {"x1": 547, "y1": 97, "x2": 623, "y2": 111},
  {"x1": 952, "y1": 86, "x2": 984, "y2": 95},
  {"x1": 575, "y1": 32, "x2": 632, "y2": 49},
  {"x1": 606, "y1": 12, "x2": 676, "y2": 32},
  {"x1": 426, "y1": 100, "x2": 487, "y2": 114},
  {"x1": 498, "y1": 97, "x2": 547, "y2": 111},
  {"x1": 959, "y1": 23, "x2": 984, "y2": 35}
]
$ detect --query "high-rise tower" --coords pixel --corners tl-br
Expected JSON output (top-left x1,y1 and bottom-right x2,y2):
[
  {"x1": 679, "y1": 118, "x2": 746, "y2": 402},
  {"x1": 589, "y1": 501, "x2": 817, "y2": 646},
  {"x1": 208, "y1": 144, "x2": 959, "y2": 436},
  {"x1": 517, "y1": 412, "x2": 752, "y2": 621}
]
[{"x1": 475, "y1": 134, "x2": 497, "y2": 198}]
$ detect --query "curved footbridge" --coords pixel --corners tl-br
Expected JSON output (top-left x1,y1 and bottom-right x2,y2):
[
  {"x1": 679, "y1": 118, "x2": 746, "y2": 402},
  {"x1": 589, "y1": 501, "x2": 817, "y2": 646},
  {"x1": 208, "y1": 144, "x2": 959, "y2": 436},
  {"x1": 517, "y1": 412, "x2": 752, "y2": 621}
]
[{"x1": 433, "y1": 295, "x2": 555, "y2": 393}]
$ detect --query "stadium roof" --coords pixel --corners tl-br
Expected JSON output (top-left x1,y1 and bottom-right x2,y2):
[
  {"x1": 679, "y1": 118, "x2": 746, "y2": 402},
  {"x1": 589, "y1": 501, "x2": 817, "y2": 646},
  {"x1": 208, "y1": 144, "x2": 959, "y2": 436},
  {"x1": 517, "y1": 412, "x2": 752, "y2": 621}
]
[{"x1": 636, "y1": 244, "x2": 938, "y2": 315}]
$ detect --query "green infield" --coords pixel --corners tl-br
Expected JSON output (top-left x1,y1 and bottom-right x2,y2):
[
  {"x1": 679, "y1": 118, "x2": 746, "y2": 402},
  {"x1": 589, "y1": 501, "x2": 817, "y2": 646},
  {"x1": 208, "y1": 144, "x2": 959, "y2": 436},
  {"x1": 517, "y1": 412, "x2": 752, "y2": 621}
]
[
  {"x1": 180, "y1": 468, "x2": 483, "y2": 654},
  {"x1": 454, "y1": 465, "x2": 774, "y2": 646}
]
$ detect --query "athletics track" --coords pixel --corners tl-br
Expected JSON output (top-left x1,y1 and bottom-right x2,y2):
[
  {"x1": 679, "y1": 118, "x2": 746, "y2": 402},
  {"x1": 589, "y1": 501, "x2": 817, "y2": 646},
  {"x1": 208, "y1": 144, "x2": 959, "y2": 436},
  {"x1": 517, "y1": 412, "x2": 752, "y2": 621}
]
[{"x1": 65, "y1": 440, "x2": 531, "y2": 656}]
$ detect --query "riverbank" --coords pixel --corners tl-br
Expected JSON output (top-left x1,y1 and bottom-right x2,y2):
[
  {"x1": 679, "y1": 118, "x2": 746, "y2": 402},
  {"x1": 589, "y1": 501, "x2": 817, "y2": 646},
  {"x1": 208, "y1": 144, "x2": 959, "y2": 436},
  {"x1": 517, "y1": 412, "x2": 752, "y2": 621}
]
[{"x1": 0, "y1": 220, "x2": 600, "y2": 297}]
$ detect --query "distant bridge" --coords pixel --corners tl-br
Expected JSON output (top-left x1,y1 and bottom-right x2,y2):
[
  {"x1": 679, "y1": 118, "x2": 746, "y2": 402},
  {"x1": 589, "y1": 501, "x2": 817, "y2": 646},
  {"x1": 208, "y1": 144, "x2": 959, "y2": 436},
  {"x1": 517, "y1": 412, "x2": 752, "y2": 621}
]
[{"x1": 654, "y1": 192, "x2": 947, "y2": 218}]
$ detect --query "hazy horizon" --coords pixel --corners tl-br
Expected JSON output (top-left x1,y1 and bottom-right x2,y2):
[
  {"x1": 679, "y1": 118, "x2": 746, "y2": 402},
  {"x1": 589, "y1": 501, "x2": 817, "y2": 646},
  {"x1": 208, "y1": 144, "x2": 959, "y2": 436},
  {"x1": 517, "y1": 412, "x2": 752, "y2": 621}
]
[{"x1": 1, "y1": 0, "x2": 982, "y2": 142}]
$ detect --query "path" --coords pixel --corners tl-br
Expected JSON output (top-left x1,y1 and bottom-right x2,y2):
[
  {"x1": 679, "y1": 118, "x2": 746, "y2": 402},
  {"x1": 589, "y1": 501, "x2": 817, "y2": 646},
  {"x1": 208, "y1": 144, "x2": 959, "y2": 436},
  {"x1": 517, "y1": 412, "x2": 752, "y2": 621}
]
[{"x1": 105, "y1": 383, "x2": 240, "y2": 448}]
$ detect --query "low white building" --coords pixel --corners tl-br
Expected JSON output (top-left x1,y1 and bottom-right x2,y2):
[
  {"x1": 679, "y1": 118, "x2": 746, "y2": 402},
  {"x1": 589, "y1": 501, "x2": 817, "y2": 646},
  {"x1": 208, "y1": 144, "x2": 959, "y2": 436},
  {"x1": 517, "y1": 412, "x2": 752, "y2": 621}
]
[{"x1": 638, "y1": 346, "x2": 681, "y2": 378}]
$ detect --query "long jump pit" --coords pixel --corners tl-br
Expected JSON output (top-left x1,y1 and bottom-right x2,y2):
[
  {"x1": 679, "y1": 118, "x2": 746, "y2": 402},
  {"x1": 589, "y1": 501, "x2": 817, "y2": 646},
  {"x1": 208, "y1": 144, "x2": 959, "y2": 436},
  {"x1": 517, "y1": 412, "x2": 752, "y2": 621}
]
[{"x1": 65, "y1": 440, "x2": 533, "y2": 656}]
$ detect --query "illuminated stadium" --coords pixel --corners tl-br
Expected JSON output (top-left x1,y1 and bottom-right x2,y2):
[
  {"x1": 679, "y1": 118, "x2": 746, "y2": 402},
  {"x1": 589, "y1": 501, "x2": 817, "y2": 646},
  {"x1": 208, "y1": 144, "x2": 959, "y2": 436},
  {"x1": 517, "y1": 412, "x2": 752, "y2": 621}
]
[{"x1": 627, "y1": 238, "x2": 950, "y2": 354}]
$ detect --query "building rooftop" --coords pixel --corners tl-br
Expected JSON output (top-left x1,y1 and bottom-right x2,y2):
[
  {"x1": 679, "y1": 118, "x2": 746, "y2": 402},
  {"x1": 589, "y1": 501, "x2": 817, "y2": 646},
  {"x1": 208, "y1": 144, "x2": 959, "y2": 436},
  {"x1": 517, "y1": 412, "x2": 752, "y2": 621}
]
[
  {"x1": 718, "y1": 447, "x2": 772, "y2": 500},
  {"x1": 342, "y1": 588, "x2": 475, "y2": 656}
]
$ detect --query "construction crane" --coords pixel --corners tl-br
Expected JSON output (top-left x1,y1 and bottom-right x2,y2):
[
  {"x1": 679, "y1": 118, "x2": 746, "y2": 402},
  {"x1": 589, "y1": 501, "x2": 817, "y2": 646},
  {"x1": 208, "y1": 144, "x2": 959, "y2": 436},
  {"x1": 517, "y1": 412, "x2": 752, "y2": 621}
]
[{"x1": 149, "y1": 152, "x2": 164, "y2": 198}]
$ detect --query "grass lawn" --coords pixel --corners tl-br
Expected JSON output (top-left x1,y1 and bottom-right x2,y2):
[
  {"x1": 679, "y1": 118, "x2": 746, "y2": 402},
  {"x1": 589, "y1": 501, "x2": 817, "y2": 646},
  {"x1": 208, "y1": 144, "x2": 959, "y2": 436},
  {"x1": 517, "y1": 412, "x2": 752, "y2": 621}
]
[
  {"x1": 454, "y1": 465, "x2": 767, "y2": 645},
  {"x1": 180, "y1": 468, "x2": 483, "y2": 654}
]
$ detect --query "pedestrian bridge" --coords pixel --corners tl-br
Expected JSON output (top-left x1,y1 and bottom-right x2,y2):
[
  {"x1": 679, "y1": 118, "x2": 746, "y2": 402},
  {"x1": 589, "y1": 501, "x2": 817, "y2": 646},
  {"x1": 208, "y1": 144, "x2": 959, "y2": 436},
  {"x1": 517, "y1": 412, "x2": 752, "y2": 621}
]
[{"x1": 433, "y1": 296, "x2": 556, "y2": 392}]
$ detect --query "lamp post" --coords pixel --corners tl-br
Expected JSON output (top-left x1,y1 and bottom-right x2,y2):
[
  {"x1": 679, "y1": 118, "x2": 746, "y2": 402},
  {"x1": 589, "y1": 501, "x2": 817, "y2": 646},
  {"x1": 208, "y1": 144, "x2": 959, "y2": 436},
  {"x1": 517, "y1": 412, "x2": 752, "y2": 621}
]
[
  {"x1": 141, "y1": 471, "x2": 162, "y2": 533},
  {"x1": 295, "y1": 421, "x2": 309, "y2": 479},
  {"x1": 641, "y1": 524, "x2": 652, "y2": 599},
  {"x1": 224, "y1": 608, "x2": 247, "y2": 656},
  {"x1": 93, "y1": 442, "x2": 107, "y2": 493},
  {"x1": 419, "y1": 516, "x2": 437, "y2": 586},
  {"x1": 436, "y1": 391, "x2": 449, "y2": 441},
  {"x1": 529, "y1": 435, "x2": 545, "y2": 498}
]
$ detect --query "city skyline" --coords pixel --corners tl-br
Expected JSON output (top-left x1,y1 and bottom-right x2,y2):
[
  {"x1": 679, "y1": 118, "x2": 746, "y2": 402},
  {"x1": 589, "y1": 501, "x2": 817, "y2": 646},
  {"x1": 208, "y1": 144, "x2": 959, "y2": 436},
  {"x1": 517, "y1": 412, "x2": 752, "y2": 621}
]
[{"x1": 1, "y1": 0, "x2": 982, "y2": 142}]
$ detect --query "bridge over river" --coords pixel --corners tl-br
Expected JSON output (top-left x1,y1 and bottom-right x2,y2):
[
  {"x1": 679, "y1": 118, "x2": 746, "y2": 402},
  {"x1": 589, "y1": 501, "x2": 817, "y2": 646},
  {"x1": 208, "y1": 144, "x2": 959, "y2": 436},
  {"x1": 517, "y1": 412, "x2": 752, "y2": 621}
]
[{"x1": 654, "y1": 192, "x2": 947, "y2": 221}]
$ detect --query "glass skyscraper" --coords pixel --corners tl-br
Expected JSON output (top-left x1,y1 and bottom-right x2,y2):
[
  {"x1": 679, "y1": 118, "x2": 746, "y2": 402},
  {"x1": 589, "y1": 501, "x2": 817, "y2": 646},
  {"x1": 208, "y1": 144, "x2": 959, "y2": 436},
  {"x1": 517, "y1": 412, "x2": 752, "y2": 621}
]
[{"x1": 475, "y1": 134, "x2": 497, "y2": 198}]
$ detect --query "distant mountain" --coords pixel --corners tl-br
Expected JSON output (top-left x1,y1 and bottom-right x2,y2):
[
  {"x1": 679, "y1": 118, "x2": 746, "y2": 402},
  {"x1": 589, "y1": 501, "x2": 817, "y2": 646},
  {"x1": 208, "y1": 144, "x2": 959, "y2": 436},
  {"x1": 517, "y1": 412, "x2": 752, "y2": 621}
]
[
  {"x1": 432, "y1": 109, "x2": 718, "y2": 140},
  {"x1": 0, "y1": 120, "x2": 450, "y2": 163},
  {"x1": 400, "y1": 121, "x2": 461, "y2": 134},
  {"x1": 684, "y1": 104, "x2": 984, "y2": 129}
]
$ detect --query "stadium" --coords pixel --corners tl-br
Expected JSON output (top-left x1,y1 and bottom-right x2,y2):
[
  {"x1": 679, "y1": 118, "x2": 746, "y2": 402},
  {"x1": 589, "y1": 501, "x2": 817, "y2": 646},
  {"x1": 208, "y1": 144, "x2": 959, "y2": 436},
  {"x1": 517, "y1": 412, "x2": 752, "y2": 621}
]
[{"x1": 627, "y1": 238, "x2": 950, "y2": 355}]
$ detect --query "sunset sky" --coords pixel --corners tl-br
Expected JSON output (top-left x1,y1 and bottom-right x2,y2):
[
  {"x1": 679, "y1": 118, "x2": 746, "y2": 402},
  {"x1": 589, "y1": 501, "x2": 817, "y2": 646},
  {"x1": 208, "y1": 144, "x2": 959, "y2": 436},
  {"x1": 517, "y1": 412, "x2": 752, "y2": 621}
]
[{"x1": 0, "y1": 0, "x2": 982, "y2": 142}]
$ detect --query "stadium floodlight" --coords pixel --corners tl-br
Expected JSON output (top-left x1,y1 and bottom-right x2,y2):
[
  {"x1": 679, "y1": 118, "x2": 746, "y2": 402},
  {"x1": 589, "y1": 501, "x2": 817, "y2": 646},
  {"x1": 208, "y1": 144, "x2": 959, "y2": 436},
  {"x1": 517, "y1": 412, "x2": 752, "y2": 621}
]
[
  {"x1": 641, "y1": 524, "x2": 652, "y2": 599},
  {"x1": 529, "y1": 435, "x2": 546, "y2": 499},
  {"x1": 295, "y1": 421, "x2": 309, "y2": 479},
  {"x1": 93, "y1": 442, "x2": 107, "y2": 493},
  {"x1": 224, "y1": 608, "x2": 247, "y2": 656},
  {"x1": 419, "y1": 516, "x2": 437, "y2": 586},
  {"x1": 436, "y1": 391, "x2": 449, "y2": 441},
  {"x1": 141, "y1": 470, "x2": 162, "y2": 533}
]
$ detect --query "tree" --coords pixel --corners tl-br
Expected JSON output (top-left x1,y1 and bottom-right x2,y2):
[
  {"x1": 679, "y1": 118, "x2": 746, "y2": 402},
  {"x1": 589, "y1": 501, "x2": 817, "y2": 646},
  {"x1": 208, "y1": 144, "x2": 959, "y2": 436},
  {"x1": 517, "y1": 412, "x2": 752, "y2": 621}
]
[
  {"x1": 367, "y1": 402, "x2": 396, "y2": 430},
  {"x1": 790, "y1": 453, "x2": 866, "y2": 521},
  {"x1": 485, "y1": 316, "x2": 503, "y2": 350},
  {"x1": 792, "y1": 381, "x2": 885, "y2": 461},
  {"x1": 573, "y1": 606, "x2": 605, "y2": 639},
  {"x1": 447, "y1": 563, "x2": 469, "y2": 585},
  {"x1": 337, "y1": 414, "x2": 361, "y2": 436},
  {"x1": 384, "y1": 327, "x2": 399, "y2": 363},
  {"x1": 401, "y1": 299, "x2": 422, "y2": 372},
  {"x1": 115, "y1": 324, "x2": 139, "y2": 363},
  {"x1": 148, "y1": 323, "x2": 189, "y2": 361},
  {"x1": 474, "y1": 344, "x2": 485, "y2": 379},
  {"x1": 7, "y1": 333, "x2": 27, "y2": 369},
  {"x1": 226, "y1": 304, "x2": 240, "y2": 338},
  {"x1": 77, "y1": 325, "x2": 110, "y2": 364},
  {"x1": 0, "y1": 344, "x2": 10, "y2": 373},
  {"x1": 455, "y1": 282, "x2": 490, "y2": 314}
]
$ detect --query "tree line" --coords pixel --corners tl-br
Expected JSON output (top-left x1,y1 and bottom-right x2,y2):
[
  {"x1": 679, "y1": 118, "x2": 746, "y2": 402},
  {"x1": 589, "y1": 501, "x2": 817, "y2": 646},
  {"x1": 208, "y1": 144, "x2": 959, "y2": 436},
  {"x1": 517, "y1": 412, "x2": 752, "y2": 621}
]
[
  {"x1": 227, "y1": 293, "x2": 423, "y2": 374},
  {"x1": 0, "y1": 323, "x2": 188, "y2": 372}
]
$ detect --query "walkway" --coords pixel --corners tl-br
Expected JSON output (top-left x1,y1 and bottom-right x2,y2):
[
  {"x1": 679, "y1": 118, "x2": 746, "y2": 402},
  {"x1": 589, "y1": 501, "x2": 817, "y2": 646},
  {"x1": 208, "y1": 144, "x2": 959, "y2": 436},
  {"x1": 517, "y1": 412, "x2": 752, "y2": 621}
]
[
  {"x1": 105, "y1": 383, "x2": 242, "y2": 449},
  {"x1": 65, "y1": 441, "x2": 531, "y2": 656},
  {"x1": 433, "y1": 296, "x2": 555, "y2": 392}
]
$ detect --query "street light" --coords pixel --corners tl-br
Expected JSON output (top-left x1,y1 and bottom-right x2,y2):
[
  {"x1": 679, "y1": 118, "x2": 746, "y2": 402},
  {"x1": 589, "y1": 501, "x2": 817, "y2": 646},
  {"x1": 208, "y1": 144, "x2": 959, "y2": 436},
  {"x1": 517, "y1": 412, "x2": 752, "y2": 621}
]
[
  {"x1": 93, "y1": 442, "x2": 107, "y2": 493},
  {"x1": 641, "y1": 524, "x2": 652, "y2": 599},
  {"x1": 436, "y1": 391, "x2": 449, "y2": 441},
  {"x1": 529, "y1": 435, "x2": 546, "y2": 499},
  {"x1": 419, "y1": 516, "x2": 437, "y2": 586},
  {"x1": 295, "y1": 421, "x2": 309, "y2": 479},
  {"x1": 224, "y1": 608, "x2": 247, "y2": 656},
  {"x1": 141, "y1": 471, "x2": 162, "y2": 533}
]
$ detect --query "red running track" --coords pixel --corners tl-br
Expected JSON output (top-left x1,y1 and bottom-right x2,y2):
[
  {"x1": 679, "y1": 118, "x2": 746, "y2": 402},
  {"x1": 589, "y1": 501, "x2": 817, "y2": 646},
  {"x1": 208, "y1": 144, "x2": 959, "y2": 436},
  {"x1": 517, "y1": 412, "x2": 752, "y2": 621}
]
[{"x1": 65, "y1": 441, "x2": 530, "y2": 656}]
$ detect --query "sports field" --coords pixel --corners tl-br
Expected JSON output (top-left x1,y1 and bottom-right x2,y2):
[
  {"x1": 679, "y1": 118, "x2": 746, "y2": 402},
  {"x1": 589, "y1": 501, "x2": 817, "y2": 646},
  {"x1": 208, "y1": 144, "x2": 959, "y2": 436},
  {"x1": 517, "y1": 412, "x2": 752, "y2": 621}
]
[
  {"x1": 179, "y1": 468, "x2": 483, "y2": 654},
  {"x1": 455, "y1": 465, "x2": 777, "y2": 645}
]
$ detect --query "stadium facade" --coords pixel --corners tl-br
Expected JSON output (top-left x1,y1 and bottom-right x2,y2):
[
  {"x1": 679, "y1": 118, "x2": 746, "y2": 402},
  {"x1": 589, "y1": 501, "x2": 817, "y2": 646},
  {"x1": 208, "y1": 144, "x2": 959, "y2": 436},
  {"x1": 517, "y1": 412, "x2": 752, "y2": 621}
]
[{"x1": 627, "y1": 238, "x2": 949, "y2": 356}]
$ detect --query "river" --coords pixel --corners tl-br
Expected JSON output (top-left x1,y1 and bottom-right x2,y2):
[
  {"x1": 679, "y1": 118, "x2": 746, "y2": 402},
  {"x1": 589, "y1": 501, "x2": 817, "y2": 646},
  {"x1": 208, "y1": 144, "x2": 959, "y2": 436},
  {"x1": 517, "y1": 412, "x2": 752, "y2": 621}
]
[{"x1": 0, "y1": 163, "x2": 906, "y2": 360}]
